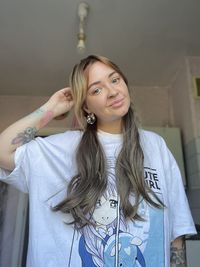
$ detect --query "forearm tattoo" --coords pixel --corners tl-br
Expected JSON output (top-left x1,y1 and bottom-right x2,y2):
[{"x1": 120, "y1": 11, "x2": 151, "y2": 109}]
[
  {"x1": 170, "y1": 241, "x2": 186, "y2": 267},
  {"x1": 33, "y1": 108, "x2": 54, "y2": 128},
  {"x1": 33, "y1": 107, "x2": 44, "y2": 116},
  {"x1": 11, "y1": 127, "x2": 37, "y2": 145},
  {"x1": 11, "y1": 108, "x2": 53, "y2": 146}
]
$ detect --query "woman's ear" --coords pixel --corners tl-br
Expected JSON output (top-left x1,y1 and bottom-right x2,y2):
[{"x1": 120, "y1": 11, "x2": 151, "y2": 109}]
[{"x1": 83, "y1": 102, "x2": 90, "y2": 114}]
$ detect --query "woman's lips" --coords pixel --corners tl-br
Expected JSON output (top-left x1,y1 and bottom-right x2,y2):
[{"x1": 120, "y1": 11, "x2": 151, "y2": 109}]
[{"x1": 110, "y1": 98, "x2": 124, "y2": 108}]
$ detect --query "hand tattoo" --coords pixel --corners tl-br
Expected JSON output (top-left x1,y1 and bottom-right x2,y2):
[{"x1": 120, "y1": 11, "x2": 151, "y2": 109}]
[{"x1": 11, "y1": 127, "x2": 37, "y2": 145}]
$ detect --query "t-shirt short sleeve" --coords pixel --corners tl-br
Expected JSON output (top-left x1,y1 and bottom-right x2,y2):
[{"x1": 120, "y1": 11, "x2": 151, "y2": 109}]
[
  {"x1": 0, "y1": 130, "x2": 82, "y2": 194},
  {"x1": 160, "y1": 137, "x2": 197, "y2": 241},
  {"x1": 0, "y1": 144, "x2": 29, "y2": 193}
]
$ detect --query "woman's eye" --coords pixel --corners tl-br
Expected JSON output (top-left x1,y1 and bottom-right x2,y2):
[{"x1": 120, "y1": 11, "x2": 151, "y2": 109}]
[
  {"x1": 91, "y1": 87, "x2": 102, "y2": 95},
  {"x1": 112, "y1": 77, "x2": 120, "y2": 84}
]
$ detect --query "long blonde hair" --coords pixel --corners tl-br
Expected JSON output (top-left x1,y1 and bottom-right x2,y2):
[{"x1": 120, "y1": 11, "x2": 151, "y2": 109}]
[{"x1": 53, "y1": 55, "x2": 163, "y2": 227}]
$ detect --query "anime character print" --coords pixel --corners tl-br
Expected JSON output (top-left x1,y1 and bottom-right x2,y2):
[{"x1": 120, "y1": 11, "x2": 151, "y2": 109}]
[{"x1": 78, "y1": 170, "x2": 146, "y2": 267}]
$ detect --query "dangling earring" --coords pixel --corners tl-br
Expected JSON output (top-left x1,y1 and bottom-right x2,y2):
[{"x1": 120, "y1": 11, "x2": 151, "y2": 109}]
[{"x1": 86, "y1": 113, "x2": 96, "y2": 124}]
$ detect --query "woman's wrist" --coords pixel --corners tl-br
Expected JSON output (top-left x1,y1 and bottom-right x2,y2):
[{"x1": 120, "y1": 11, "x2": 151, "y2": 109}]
[{"x1": 31, "y1": 104, "x2": 55, "y2": 130}]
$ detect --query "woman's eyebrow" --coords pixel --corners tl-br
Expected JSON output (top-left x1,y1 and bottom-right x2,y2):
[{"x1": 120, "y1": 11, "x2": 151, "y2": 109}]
[
  {"x1": 108, "y1": 71, "x2": 117, "y2": 78},
  {"x1": 88, "y1": 81, "x2": 101, "y2": 90},
  {"x1": 88, "y1": 71, "x2": 117, "y2": 90}
]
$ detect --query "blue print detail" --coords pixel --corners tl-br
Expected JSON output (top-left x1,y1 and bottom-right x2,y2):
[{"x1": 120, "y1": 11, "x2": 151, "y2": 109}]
[
  {"x1": 104, "y1": 232, "x2": 146, "y2": 267},
  {"x1": 79, "y1": 231, "x2": 146, "y2": 267}
]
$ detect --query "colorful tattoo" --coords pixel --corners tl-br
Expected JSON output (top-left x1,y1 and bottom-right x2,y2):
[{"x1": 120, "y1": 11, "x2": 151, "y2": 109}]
[
  {"x1": 31, "y1": 108, "x2": 54, "y2": 128},
  {"x1": 11, "y1": 108, "x2": 53, "y2": 145},
  {"x1": 38, "y1": 110, "x2": 54, "y2": 128},
  {"x1": 170, "y1": 241, "x2": 186, "y2": 267},
  {"x1": 33, "y1": 108, "x2": 44, "y2": 116},
  {"x1": 11, "y1": 127, "x2": 37, "y2": 145}
]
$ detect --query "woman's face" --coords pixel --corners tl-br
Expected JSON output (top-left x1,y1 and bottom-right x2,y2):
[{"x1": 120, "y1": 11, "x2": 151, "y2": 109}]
[{"x1": 84, "y1": 61, "x2": 130, "y2": 133}]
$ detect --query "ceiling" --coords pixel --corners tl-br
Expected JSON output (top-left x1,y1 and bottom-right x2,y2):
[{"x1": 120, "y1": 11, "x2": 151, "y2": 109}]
[{"x1": 1, "y1": 0, "x2": 200, "y2": 96}]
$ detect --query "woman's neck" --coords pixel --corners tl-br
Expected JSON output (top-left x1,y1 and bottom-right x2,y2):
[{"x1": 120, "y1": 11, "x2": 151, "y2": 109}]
[{"x1": 97, "y1": 120, "x2": 123, "y2": 134}]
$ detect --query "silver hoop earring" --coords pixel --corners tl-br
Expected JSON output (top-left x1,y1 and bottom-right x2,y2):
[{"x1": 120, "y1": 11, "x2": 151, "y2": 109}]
[{"x1": 86, "y1": 113, "x2": 96, "y2": 124}]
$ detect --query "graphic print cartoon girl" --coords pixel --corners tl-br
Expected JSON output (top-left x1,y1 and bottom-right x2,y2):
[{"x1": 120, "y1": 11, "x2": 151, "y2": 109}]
[{"x1": 78, "y1": 173, "x2": 146, "y2": 267}]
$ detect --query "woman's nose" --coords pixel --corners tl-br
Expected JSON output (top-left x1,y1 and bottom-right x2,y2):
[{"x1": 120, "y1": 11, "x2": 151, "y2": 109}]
[{"x1": 107, "y1": 84, "x2": 118, "y2": 98}]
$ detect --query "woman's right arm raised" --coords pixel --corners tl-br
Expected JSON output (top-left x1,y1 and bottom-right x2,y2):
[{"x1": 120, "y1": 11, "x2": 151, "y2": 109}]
[{"x1": 0, "y1": 88, "x2": 74, "y2": 171}]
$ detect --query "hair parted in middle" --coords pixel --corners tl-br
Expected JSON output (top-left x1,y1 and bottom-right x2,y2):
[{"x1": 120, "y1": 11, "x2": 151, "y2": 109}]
[
  {"x1": 69, "y1": 55, "x2": 129, "y2": 129},
  {"x1": 53, "y1": 55, "x2": 163, "y2": 227}
]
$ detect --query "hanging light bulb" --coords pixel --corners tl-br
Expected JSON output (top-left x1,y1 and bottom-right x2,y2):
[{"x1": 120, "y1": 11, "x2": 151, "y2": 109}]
[
  {"x1": 77, "y1": 25, "x2": 86, "y2": 53},
  {"x1": 77, "y1": 2, "x2": 89, "y2": 54}
]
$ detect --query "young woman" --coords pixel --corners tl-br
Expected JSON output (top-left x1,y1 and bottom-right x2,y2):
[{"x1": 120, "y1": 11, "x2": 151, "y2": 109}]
[{"x1": 0, "y1": 55, "x2": 196, "y2": 267}]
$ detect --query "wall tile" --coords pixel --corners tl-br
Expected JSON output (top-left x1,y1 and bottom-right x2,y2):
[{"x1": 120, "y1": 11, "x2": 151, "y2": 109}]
[
  {"x1": 188, "y1": 172, "x2": 200, "y2": 189},
  {"x1": 185, "y1": 138, "x2": 200, "y2": 158},
  {"x1": 186, "y1": 155, "x2": 200, "y2": 176}
]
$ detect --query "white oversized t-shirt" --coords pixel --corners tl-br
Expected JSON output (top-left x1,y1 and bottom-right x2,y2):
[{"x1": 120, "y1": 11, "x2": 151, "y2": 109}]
[{"x1": 0, "y1": 130, "x2": 196, "y2": 267}]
